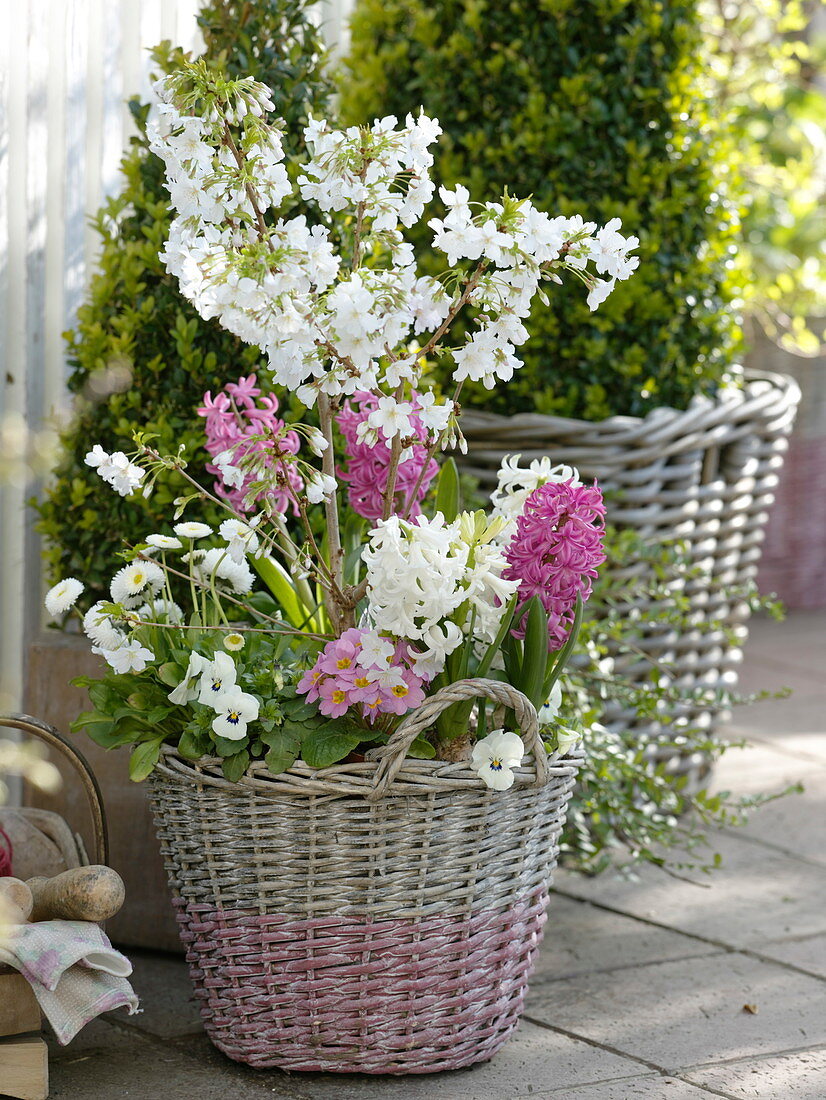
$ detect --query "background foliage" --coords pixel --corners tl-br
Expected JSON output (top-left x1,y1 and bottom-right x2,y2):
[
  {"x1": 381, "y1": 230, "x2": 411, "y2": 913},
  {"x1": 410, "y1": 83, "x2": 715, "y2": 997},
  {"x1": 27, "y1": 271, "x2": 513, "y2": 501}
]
[
  {"x1": 340, "y1": 0, "x2": 744, "y2": 421},
  {"x1": 701, "y1": 0, "x2": 825, "y2": 355},
  {"x1": 35, "y1": 0, "x2": 332, "y2": 601}
]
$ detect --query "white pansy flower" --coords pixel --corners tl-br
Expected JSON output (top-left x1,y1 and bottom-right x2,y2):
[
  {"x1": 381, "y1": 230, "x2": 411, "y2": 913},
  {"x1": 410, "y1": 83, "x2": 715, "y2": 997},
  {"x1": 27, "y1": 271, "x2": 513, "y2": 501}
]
[
  {"x1": 168, "y1": 652, "x2": 209, "y2": 705},
  {"x1": 198, "y1": 651, "x2": 238, "y2": 705},
  {"x1": 44, "y1": 578, "x2": 84, "y2": 618},
  {"x1": 146, "y1": 534, "x2": 182, "y2": 551},
  {"x1": 83, "y1": 602, "x2": 126, "y2": 651},
  {"x1": 471, "y1": 729, "x2": 525, "y2": 791},
  {"x1": 555, "y1": 726, "x2": 581, "y2": 756},
  {"x1": 211, "y1": 688, "x2": 259, "y2": 741},
  {"x1": 110, "y1": 561, "x2": 165, "y2": 608},
  {"x1": 223, "y1": 633, "x2": 245, "y2": 652},
  {"x1": 98, "y1": 639, "x2": 155, "y2": 675},
  {"x1": 538, "y1": 680, "x2": 563, "y2": 724},
  {"x1": 174, "y1": 521, "x2": 213, "y2": 539}
]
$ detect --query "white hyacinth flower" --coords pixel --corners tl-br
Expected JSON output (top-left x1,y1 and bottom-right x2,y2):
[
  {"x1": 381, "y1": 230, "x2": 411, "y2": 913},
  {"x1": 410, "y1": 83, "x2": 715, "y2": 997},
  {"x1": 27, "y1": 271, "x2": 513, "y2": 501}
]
[
  {"x1": 211, "y1": 687, "x2": 259, "y2": 741},
  {"x1": 168, "y1": 652, "x2": 209, "y2": 705},
  {"x1": 197, "y1": 651, "x2": 238, "y2": 705},
  {"x1": 44, "y1": 578, "x2": 84, "y2": 618},
  {"x1": 471, "y1": 729, "x2": 525, "y2": 791}
]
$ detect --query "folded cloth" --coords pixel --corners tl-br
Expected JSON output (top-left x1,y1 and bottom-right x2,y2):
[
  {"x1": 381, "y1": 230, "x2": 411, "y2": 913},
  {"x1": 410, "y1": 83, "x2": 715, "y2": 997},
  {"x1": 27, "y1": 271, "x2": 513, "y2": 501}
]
[{"x1": 0, "y1": 920, "x2": 139, "y2": 1044}]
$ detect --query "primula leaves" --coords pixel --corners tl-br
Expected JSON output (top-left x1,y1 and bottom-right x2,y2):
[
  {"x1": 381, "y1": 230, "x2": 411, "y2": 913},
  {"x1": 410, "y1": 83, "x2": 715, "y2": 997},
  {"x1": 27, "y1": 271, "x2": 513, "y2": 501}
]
[{"x1": 300, "y1": 722, "x2": 366, "y2": 769}]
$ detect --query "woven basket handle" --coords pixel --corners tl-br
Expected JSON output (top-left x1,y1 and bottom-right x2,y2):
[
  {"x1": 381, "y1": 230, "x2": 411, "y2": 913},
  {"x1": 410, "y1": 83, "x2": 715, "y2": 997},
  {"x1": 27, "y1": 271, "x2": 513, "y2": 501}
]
[
  {"x1": 368, "y1": 677, "x2": 550, "y2": 801},
  {"x1": 0, "y1": 713, "x2": 109, "y2": 866}
]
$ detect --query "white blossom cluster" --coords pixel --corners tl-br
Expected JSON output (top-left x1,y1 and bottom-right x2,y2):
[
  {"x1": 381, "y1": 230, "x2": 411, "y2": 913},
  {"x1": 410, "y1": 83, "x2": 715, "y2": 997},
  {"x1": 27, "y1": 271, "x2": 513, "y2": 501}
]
[
  {"x1": 362, "y1": 513, "x2": 518, "y2": 677},
  {"x1": 148, "y1": 66, "x2": 639, "y2": 438},
  {"x1": 85, "y1": 445, "x2": 146, "y2": 497}
]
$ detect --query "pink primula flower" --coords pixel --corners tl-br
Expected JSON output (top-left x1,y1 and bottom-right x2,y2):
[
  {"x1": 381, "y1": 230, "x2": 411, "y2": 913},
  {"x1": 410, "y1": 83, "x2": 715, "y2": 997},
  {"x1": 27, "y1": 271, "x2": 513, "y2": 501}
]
[
  {"x1": 297, "y1": 628, "x2": 429, "y2": 723},
  {"x1": 503, "y1": 479, "x2": 607, "y2": 651},
  {"x1": 318, "y1": 678, "x2": 351, "y2": 719}
]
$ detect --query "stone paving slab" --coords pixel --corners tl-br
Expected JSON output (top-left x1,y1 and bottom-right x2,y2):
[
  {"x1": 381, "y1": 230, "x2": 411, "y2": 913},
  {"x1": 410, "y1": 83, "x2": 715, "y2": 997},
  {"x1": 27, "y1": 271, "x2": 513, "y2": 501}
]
[
  {"x1": 48, "y1": 1027, "x2": 298, "y2": 1100},
  {"x1": 554, "y1": 828, "x2": 826, "y2": 950},
  {"x1": 532, "y1": 895, "x2": 719, "y2": 983},
  {"x1": 122, "y1": 948, "x2": 202, "y2": 1038},
  {"x1": 683, "y1": 1046, "x2": 826, "y2": 1099},
  {"x1": 753, "y1": 933, "x2": 826, "y2": 981},
  {"x1": 544, "y1": 1077, "x2": 717, "y2": 1098},
  {"x1": 235, "y1": 1022, "x2": 652, "y2": 1100},
  {"x1": 525, "y1": 951, "x2": 826, "y2": 1072}
]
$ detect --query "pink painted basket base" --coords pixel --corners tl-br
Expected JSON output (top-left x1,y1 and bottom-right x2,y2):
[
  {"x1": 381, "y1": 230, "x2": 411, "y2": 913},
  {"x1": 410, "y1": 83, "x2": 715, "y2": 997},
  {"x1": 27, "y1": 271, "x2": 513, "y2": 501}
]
[{"x1": 174, "y1": 892, "x2": 549, "y2": 1073}]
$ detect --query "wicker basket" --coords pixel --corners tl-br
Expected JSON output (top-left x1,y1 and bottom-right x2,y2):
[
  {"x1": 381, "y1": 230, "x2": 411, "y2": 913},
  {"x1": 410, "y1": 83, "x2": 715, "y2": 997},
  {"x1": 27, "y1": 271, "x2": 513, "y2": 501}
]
[
  {"x1": 148, "y1": 678, "x2": 582, "y2": 1074},
  {"x1": 459, "y1": 370, "x2": 800, "y2": 786}
]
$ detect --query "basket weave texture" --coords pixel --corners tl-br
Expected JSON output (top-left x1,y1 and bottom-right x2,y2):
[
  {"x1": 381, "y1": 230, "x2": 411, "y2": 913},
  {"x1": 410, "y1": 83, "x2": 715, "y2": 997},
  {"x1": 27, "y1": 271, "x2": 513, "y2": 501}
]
[
  {"x1": 459, "y1": 370, "x2": 800, "y2": 784},
  {"x1": 148, "y1": 678, "x2": 582, "y2": 1074}
]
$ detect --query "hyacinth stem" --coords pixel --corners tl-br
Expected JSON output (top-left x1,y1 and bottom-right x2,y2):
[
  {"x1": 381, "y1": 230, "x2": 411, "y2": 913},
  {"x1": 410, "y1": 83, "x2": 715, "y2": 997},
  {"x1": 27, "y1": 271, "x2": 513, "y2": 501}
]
[{"x1": 317, "y1": 392, "x2": 345, "y2": 630}]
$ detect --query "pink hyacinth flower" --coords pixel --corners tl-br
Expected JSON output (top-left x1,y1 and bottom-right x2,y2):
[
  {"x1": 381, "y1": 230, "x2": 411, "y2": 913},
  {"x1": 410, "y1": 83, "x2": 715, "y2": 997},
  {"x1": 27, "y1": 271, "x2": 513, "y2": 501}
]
[{"x1": 503, "y1": 479, "x2": 607, "y2": 651}]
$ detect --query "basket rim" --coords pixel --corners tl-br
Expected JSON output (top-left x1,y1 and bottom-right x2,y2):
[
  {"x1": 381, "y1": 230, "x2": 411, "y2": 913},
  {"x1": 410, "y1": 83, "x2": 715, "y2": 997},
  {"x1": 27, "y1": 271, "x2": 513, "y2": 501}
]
[
  {"x1": 153, "y1": 742, "x2": 584, "y2": 800},
  {"x1": 459, "y1": 367, "x2": 800, "y2": 439}
]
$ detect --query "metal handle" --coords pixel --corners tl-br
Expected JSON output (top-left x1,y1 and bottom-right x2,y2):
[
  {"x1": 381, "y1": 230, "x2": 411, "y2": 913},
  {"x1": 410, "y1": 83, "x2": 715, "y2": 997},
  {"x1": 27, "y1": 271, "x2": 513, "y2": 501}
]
[{"x1": 0, "y1": 713, "x2": 109, "y2": 866}]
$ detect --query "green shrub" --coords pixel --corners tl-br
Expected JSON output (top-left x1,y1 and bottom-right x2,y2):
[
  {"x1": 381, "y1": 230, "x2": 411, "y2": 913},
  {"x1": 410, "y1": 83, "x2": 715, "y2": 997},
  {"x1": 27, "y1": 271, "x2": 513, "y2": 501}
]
[
  {"x1": 35, "y1": 0, "x2": 332, "y2": 600},
  {"x1": 340, "y1": 0, "x2": 743, "y2": 420},
  {"x1": 701, "y1": 0, "x2": 825, "y2": 353}
]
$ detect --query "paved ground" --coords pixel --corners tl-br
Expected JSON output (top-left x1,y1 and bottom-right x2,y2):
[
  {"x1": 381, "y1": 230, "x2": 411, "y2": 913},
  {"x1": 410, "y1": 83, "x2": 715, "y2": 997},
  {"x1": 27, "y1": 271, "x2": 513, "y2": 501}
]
[{"x1": 41, "y1": 612, "x2": 826, "y2": 1100}]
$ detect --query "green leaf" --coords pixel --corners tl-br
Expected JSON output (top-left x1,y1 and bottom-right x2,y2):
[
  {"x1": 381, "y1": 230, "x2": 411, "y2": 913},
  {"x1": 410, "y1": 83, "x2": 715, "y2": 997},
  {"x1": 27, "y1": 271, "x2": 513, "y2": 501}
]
[
  {"x1": 521, "y1": 597, "x2": 550, "y2": 708},
  {"x1": 128, "y1": 739, "x2": 163, "y2": 782},
  {"x1": 213, "y1": 735, "x2": 246, "y2": 758},
  {"x1": 433, "y1": 457, "x2": 460, "y2": 522},
  {"x1": 408, "y1": 736, "x2": 436, "y2": 759},
  {"x1": 158, "y1": 662, "x2": 181, "y2": 687},
  {"x1": 253, "y1": 555, "x2": 311, "y2": 628},
  {"x1": 543, "y1": 594, "x2": 585, "y2": 700},
  {"x1": 301, "y1": 722, "x2": 365, "y2": 768},
  {"x1": 221, "y1": 750, "x2": 250, "y2": 783},
  {"x1": 475, "y1": 593, "x2": 518, "y2": 678},
  {"x1": 261, "y1": 721, "x2": 303, "y2": 774},
  {"x1": 177, "y1": 727, "x2": 207, "y2": 761}
]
